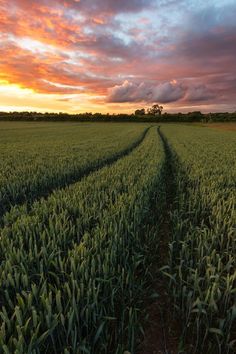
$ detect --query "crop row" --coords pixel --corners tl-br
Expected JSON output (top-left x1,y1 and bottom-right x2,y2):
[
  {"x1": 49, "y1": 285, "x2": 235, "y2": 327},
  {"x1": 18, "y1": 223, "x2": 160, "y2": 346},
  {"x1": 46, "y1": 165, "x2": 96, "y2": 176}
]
[
  {"x1": 161, "y1": 125, "x2": 236, "y2": 354},
  {"x1": 0, "y1": 127, "x2": 165, "y2": 353},
  {"x1": 0, "y1": 122, "x2": 148, "y2": 218}
]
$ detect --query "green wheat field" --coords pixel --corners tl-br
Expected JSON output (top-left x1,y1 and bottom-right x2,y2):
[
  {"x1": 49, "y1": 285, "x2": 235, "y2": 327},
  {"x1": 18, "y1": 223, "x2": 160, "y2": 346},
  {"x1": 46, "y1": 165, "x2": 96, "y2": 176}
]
[{"x1": 0, "y1": 122, "x2": 235, "y2": 354}]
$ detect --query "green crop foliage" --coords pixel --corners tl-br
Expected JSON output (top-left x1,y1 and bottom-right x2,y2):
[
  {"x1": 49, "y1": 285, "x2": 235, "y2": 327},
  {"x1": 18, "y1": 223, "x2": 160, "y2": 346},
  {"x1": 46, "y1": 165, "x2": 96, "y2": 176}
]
[
  {"x1": 0, "y1": 122, "x2": 148, "y2": 218},
  {"x1": 1, "y1": 121, "x2": 235, "y2": 353},
  {"x1": 0, "y1": 126, "x2": 165, "y2": 353},
  {"x1": 161, "y1": 125, "x2": 236, "y2": 354}
]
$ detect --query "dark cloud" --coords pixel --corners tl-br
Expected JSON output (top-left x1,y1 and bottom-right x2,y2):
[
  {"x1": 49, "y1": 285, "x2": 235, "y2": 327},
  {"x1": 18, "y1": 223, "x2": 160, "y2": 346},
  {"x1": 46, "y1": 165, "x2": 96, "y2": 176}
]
[
  {"x1": 65, "y1": 0, "x2": 154, "y2": 15},
  {"x1": 152, "y1": 82, "x2": 187, "y2": 103},
  {"x1": 107, "y1": 80, "x2": 217, "y2": 104},
  {"x1": 184, "y1": 84, "x2": 216, "y2": 102},
  {"x1": 178, "y1": 27, "x2": 236, "y2": 64},
  {"x1": 107, "y1": 80, "x2": 187, "y2": 103}
]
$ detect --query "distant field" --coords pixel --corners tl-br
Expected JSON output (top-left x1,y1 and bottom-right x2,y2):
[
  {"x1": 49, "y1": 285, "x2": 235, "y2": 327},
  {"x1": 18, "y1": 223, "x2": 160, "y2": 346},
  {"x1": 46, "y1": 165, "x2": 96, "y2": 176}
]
[
  {"x1": 0, "y1": 122, "x2": 235, "y2": 354},
  {"x1": 205, "y1": 122, "x2": 236, "y2": 131},
  {"x1": 0, "y1": 121, "x2": 148, "y2": 216}
]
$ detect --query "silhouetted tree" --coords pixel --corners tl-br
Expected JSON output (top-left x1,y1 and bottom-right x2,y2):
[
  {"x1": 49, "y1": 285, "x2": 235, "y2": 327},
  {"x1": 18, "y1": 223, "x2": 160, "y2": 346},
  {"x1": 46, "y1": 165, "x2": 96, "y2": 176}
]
[
  {"x1": 147, "y1": 104, "x2": 163, "y2": 115},
  {"x1": 134, "y1": 108, "x2": 145, "y2": 116}
]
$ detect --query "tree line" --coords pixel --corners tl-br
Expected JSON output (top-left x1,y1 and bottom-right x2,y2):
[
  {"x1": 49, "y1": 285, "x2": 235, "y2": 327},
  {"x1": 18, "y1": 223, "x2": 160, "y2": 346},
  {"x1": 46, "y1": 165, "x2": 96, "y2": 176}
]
[{"x1": 0, "y1": 110, "x2": 236, "y2": 122}]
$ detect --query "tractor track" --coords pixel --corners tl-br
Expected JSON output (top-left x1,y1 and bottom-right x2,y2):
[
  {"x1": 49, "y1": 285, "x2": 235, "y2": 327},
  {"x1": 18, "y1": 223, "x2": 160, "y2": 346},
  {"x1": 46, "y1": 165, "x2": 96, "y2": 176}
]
[{"x1": 137, "y1": 127, "x2": 181, "y2": 354}]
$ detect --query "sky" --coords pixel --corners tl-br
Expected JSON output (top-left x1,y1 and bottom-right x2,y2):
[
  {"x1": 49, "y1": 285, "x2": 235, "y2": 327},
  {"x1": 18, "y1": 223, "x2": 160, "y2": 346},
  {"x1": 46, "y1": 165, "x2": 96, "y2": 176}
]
[{"x1": 0, "y1": 0, "x2": 236, "y2": 114}]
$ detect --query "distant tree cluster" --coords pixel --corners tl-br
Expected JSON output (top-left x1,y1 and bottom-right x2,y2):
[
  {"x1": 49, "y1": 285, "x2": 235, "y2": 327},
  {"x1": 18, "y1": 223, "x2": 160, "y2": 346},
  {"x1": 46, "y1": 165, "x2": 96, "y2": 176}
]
[
  {"x1": 134, "y1": 108, "x2": 146, "y2": 116},
  {"x1": 135, "y1": 104, "x2": 163, "y2": 116},
  {"x1": 0, "y1": 110, "x2": 236, "y2": 123}
]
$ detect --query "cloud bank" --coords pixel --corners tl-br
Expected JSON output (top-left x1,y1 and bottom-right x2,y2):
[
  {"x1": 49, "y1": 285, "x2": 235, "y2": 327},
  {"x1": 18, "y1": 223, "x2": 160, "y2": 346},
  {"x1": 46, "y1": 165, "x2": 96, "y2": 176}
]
[
  {"x1": 0, "y1": 0, "x2": 235, "y2": 112},
  {"x1": 107, "y1": 80, "x2": 215, "y2": 104}
]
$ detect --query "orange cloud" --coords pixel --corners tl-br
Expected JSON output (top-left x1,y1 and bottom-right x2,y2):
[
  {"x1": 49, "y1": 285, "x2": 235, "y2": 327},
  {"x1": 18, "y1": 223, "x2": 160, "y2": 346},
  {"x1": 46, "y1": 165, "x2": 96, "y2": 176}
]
[{"x1": 92, "y1": 18, "x2": 106, "y2": 25}]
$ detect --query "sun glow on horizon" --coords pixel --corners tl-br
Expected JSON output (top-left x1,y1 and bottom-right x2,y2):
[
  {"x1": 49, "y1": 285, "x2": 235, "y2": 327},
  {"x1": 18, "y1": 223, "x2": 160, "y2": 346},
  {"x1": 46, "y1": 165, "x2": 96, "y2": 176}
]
[{"x1": 0, "y1": 81, "x2": 134, "y2": 114}]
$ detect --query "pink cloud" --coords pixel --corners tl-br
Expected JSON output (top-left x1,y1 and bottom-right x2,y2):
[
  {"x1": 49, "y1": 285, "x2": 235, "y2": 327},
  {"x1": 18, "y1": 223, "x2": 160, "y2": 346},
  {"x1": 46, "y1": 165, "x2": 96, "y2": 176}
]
[
  {"x1": 107, "y1": 80, "x2": 187, "y2": 103},
  {"x1": 107, "y1": 80, "x2": 218, "y2": 104}
]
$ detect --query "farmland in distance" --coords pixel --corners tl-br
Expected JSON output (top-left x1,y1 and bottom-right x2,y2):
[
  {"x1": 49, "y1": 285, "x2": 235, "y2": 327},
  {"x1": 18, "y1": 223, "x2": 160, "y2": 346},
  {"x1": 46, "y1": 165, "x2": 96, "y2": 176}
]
[{"x1": 0, "y1": 122, "x2": 235, "y2": 354}]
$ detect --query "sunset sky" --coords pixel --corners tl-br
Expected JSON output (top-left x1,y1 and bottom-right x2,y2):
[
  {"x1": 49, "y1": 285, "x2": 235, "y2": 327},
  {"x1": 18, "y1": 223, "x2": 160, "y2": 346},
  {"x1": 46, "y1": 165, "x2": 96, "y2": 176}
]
[{"x1": 0, "y1": 0, "x2": 236, "y2": 113}]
